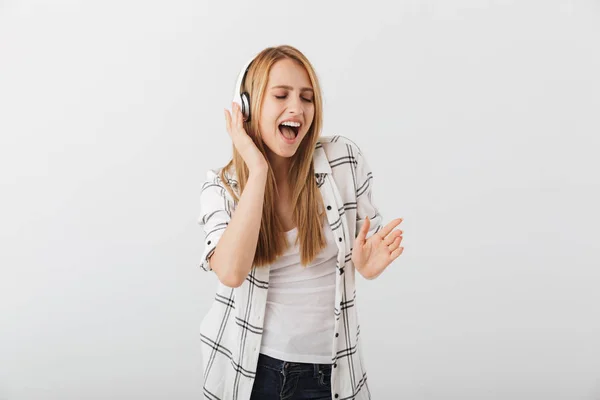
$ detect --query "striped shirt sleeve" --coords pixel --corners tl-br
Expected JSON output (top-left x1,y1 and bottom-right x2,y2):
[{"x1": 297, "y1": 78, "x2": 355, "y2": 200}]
[
  {"x1": 197, "y1": 169, "x2": 233, "y2": 272},
  {"x1": 353, "y1": 144, "x2": 384, "y2": 239}
]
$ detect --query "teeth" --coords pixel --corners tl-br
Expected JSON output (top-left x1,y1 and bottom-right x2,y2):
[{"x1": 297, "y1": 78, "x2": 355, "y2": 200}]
[{"x1": 281, "y1": 121, "x2": 300, "y2": 127}]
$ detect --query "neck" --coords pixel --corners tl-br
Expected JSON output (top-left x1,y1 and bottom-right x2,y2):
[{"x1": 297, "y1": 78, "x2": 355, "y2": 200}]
[{"x1": 267, "y1": 152, "x2": 291, "y2": 185}]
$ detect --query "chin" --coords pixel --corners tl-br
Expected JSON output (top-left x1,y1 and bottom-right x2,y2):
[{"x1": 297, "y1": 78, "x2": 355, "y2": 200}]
[{"x1": 275, "y1": 148, "x2": 298, "y2": 158}]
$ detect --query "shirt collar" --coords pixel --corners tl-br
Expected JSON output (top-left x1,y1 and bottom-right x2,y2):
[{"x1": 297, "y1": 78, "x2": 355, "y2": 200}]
[{"x1": 313, "y1": 141, "x2": 332, "y2": 174}]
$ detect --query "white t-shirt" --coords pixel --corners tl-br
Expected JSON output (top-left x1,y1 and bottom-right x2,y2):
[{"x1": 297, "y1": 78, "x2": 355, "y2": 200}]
[{"x1": 259, "y1": 221, "x2": 339, "y2": 364}]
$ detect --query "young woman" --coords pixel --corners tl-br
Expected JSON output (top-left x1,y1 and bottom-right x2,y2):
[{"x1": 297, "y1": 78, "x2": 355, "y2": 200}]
[{"x1": 198, "y1": 45, "x2": 404, "y2": 400}]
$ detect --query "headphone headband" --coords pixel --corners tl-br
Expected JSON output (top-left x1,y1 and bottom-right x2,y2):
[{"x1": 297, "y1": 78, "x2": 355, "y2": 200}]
[{"x1": 232, "y1": 55, "x2": 257, "y2": 122}]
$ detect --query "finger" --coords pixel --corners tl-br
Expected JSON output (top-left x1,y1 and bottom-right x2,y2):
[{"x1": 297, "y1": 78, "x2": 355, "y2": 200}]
[
  {"x1": 237, "y1": 103, "x2": 245, "y2": 129},
  {"x1": 383, "y1": 231, "x2": 399, "y2": 246},
  {"x1": 236, "y1": 104, "x2": 243, "y2": 130},
  {"x1": 355, "y1": 216, "x2": 370, "y2": 244},
  {"x1": 232, "y1": 103, "x2": 238, "y2": 127},
  {"x1": 224, "y1": 109, "x2": 231, "y2": 134},
  {"x1": 382, "y1": 228, "x2": 402, "y2": 245},
  {"x1": 390, "y1": 246, "x2": 404, "y2": 260},
  {"x1": 378, "y1": 218, "x2": 403, "y2": 240},
  {"x1": 233, "y1": 103, "x2": 240, "y2": 130},
  {"x1": 388, "y1": 236, "x2": 402, "y2": 252}
]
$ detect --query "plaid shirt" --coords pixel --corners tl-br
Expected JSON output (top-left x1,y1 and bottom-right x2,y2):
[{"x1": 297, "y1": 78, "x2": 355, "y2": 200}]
[{"x1": 198, "y1": 135, "x2": 383, "y2": 400}]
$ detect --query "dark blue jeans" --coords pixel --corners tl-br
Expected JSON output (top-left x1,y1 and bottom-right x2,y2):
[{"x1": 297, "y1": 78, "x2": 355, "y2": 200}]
[{"x1": 250, "y1": 353, "x2": 332, "y2": 400}]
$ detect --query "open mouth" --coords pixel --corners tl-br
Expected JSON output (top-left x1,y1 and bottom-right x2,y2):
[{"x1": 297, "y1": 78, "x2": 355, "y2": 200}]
[{"x1": 278, "y1": 123, "x2": 299, "y2": 141}]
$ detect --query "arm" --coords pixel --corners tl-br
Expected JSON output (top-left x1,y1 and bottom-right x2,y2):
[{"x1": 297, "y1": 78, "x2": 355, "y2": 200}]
[{"x1": 198, "y1": 167, "x2": 268, "y2": 288}]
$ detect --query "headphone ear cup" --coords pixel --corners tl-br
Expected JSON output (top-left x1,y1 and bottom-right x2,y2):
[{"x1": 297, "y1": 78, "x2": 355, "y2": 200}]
[{"x1": 240, "y1": 92, "x2": 251, "y2": 122}]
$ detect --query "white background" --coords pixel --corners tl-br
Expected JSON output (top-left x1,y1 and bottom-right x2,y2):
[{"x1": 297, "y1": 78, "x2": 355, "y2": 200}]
[{"x1": 1, "y1": 0, "x2": 599, "y2": 399}]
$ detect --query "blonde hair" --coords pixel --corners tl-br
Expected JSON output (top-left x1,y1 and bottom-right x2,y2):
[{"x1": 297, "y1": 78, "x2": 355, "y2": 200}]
[{"x1": 219, "y1": 44, "x2": 327, "y2": 268}]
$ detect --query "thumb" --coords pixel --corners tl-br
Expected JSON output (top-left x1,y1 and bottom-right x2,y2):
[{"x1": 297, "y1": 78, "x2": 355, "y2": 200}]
[{"x1": 356, "y1": 216, "x2": 370, "y2": 244}]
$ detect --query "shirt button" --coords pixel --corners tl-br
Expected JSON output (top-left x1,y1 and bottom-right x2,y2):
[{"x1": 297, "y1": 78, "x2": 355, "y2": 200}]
[
  {"x1": 207, "y1": 240, "x2": 211, "y2": 245},
  {"x1": 339, "y1": 268, "x2": 344, "y2": 275},
  {"x1": 333, "y1": 363, "x2": 337, "y2": 368},
  {"x1": 327, "y1": 205, "x2": 332, "y2": 210},
  {"x1": 338, "y1": 237, "x2": 342, "y2": 242},
  {"x1": 335, "y1": 333, "x2": 339, "y2": 338},
  {"x1": 335, "y1": 394, "x2": 339, "y2": 398}
]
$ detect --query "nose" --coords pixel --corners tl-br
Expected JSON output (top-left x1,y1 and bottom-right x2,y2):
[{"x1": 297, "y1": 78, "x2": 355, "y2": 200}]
[{"x1": 287, "y1": 94, "x2": 303, "y2": 114}]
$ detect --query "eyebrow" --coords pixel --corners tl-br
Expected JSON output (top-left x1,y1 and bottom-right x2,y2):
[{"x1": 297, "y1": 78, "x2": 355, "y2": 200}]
[{"x1": 270, "y1": 85, "x2": 314, "y2": 92}]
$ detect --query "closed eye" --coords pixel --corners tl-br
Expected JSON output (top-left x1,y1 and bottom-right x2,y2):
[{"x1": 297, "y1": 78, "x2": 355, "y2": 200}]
[{"x1": 275, "y1": 95, "x2": 313, "y2": 103}]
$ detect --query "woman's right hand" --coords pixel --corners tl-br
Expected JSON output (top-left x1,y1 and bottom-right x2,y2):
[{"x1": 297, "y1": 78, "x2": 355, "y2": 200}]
[{"x1": 224, "y1": 102, "x2": 268, "y2": 173}]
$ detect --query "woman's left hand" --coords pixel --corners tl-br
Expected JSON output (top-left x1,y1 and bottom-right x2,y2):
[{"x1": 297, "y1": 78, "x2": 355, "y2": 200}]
[{"x1": 352, "y1": 217, "x2": 404, "y2": 280}]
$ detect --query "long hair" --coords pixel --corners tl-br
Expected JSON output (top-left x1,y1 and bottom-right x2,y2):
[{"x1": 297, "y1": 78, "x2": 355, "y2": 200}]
[{"x1": 219, "y1": 45, "x2": 327, "y2": 268}]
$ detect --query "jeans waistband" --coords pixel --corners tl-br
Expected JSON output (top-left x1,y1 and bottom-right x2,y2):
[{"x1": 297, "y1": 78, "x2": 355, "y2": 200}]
[{"x1": 257, "y1": 352, "x2": 332, "y2": 375}]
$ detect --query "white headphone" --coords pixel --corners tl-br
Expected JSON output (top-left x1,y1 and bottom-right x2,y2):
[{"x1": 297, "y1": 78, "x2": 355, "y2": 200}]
[{"x1": 232, "y1": 55, "x2": 257, "y2": 122}]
